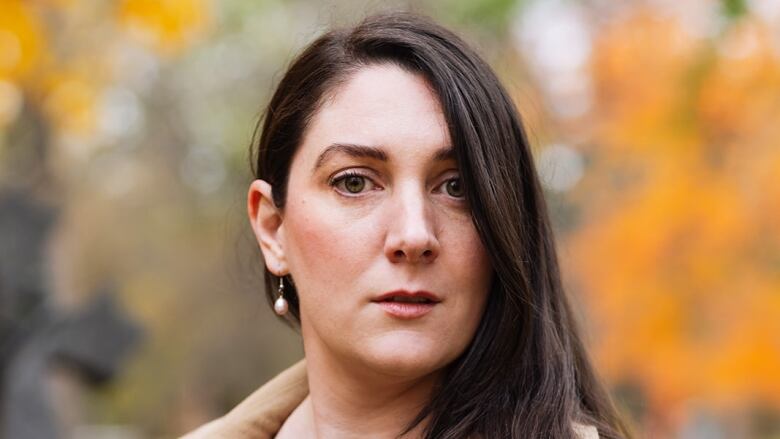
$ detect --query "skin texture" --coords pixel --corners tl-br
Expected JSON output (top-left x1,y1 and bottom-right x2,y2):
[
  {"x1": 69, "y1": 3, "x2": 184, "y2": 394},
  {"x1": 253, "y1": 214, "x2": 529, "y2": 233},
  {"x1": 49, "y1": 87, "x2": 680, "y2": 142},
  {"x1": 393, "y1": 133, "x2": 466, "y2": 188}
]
[{"x1": 248, "y1": 64, "x2": 494, "y2": 438}]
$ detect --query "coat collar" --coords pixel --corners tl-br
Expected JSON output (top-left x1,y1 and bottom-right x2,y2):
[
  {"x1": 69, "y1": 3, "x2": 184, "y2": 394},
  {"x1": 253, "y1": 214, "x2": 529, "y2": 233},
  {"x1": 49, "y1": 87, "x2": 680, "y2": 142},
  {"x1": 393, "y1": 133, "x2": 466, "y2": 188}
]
[
  {"x1": 181, "y1": 359, "x2": 599, "y2": 439},
  {"x1": 181, "y1": 359, "x2": 308, "y2": 438}
]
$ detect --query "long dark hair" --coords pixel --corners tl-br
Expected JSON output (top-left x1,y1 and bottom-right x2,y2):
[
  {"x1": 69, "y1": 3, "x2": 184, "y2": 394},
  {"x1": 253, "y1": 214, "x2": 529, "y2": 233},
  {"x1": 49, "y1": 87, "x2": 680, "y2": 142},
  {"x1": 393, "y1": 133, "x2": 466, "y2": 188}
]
[{"x1": 250, "y1": 11, "x2": 631, "y2": 439}]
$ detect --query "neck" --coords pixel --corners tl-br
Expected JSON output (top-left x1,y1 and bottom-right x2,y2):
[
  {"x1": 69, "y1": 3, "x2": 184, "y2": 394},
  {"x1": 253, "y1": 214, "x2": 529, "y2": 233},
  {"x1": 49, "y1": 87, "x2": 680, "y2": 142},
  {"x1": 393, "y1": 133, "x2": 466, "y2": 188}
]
[{"x1": 301, "y1": 344, "x2": 440, "y2": 439}]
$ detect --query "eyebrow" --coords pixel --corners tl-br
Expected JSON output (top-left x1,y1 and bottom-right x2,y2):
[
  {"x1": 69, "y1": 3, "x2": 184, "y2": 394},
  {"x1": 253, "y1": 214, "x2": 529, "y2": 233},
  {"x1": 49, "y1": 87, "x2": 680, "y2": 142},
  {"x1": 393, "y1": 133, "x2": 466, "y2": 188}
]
[{"x1": 312, "y1": 143, "x2": 455, "y2": 172}]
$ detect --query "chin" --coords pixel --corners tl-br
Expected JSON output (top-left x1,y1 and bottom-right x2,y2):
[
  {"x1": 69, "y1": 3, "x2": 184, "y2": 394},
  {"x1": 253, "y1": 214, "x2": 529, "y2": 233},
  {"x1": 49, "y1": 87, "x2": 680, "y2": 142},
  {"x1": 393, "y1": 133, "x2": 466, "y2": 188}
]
[{"x1": 358, "y1": 333, "x2": 456, "y2": 379}]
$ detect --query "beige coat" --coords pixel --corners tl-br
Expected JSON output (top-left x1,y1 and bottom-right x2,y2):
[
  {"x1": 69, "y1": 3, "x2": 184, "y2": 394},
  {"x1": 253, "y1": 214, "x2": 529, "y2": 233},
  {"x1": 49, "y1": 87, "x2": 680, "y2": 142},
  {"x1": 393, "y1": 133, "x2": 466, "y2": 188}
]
[{"x1": 181, "y1": 360, "x2": 599, "y2": 439}]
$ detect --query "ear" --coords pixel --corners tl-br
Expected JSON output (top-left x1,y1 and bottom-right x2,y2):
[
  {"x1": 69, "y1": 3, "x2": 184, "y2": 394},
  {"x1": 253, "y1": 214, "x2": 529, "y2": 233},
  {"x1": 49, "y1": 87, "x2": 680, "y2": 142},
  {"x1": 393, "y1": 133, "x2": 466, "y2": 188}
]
[{"x1": 248, "y1": 179, "x2": 287, "y2": 275}]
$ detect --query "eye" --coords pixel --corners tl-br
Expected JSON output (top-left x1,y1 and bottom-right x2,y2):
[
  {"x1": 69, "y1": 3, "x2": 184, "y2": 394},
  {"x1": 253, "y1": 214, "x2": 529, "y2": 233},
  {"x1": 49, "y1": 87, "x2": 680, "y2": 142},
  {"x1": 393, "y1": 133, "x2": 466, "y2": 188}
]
[
  {"x1": 329, "y1": 171, "x2": 378, "y2": 195},
  {"x1": 440, "y1": 177, "x2": 465, "y2": 199}
]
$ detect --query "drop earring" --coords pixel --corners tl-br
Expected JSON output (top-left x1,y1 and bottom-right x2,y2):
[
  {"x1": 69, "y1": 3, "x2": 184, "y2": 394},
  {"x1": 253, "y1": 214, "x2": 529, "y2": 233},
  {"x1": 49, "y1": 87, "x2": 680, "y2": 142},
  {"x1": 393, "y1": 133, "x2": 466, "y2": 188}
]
[{"x1": 274, "y1": 276, "x2": 288, "y2": 316}]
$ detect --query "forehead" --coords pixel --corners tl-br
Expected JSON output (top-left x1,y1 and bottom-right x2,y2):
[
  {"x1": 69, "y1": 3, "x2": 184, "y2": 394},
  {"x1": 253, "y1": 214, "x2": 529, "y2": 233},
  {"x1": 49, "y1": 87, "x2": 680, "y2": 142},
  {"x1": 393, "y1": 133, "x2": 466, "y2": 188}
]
[{"x1": 298, "y1": 64, "x2": 451, "y2": 164}]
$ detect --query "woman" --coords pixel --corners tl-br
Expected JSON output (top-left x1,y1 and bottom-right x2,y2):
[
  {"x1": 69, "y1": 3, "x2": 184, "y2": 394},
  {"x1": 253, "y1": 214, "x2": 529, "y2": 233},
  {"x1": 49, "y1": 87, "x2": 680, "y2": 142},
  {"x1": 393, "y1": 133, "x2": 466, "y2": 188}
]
[{"x1": 185, "y1": 12, "x2": 630, "y2": 439}]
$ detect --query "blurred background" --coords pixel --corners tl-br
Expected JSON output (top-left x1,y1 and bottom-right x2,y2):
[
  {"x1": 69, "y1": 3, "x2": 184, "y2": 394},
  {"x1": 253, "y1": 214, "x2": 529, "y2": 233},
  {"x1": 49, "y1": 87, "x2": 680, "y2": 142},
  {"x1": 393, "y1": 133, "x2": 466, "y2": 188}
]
[{"x1": 0, "y1": 0, "x2": 778, "y2": 437}]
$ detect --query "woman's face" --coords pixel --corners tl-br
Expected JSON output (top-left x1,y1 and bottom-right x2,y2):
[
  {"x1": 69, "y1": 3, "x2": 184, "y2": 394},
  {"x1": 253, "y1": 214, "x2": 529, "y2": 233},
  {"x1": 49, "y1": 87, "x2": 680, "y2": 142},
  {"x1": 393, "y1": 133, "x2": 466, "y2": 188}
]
[{"x1": 251, "y1": 64, "x2": 493, "y2": 379}]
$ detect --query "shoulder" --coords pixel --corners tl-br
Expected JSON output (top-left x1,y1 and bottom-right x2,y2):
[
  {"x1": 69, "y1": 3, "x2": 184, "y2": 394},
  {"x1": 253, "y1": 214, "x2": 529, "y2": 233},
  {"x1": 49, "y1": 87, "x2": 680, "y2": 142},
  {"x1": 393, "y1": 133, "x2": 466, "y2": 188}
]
[{"x1": 179, "y1": 359, "x2": 308, "y2": 439}]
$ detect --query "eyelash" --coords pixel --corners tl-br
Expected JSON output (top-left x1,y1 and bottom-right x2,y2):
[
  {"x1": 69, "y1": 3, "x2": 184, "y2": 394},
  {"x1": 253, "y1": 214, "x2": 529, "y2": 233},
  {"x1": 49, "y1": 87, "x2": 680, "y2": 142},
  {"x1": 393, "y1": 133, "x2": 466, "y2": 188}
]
[{"x1": 328, "y1": 170, "x2": 465, "y2": 200}]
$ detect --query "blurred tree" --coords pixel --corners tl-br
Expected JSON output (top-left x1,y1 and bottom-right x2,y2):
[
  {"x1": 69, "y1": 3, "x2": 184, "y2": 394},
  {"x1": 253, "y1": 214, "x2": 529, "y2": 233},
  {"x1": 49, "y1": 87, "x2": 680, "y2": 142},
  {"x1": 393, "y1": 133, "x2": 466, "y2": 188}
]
[{"x1": 562, "y1": 5, "x2": 780, "y2": 436}]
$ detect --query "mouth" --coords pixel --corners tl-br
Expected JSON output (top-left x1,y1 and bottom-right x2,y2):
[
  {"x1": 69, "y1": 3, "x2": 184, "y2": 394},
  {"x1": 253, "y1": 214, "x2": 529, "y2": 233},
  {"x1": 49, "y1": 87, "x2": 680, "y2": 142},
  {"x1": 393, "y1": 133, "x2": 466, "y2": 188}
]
[
  {"x1": 372, "y1": 290, "x2": 441, "y2": 304},
  {"x1": 372, "y1": 290, "x2": 441, "y2": 319},
  {"x1": 381, "y1": 296, "x2": 435, "y2": 303}
]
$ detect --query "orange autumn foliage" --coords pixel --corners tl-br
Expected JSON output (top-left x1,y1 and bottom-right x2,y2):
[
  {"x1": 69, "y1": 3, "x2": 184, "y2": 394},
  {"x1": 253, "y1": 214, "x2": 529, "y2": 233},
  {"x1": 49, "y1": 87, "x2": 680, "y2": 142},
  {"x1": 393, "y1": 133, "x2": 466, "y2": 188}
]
[
  {"x1": 566, "y1": 7, "x2": 780, "y2": 422},
  {"x1": 0, "y1": 0, "x2": 209, "y2": 135},
  {"x1": 0, "y1": 1, "x2": 45, "y2": 81},
  {"x1": 118, "y1": 0, "x2": 210, "y2": 55}
]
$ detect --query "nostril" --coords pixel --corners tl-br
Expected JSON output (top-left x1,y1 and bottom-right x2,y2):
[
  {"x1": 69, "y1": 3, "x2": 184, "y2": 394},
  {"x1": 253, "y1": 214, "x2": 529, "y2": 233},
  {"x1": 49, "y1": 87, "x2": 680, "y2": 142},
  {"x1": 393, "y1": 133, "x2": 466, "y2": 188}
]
[{"x1": 390, "y1": 248, "x2": 435, "y2": 261}]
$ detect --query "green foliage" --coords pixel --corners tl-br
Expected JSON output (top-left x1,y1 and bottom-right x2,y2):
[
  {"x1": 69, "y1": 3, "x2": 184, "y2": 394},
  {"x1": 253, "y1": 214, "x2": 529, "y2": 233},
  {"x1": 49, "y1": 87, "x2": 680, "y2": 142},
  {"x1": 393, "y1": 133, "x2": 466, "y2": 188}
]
[
  {"x1": 721, "y1": 0, "x2": 747, "y2": 20},
  {"x1": 435, "y1": 0, "x2": 522, "y2": 35}
]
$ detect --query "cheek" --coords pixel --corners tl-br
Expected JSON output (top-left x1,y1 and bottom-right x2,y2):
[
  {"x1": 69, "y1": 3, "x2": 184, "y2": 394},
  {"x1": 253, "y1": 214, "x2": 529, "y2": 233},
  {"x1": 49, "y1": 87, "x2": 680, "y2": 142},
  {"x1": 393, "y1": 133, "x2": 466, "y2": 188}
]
[
  {"x1": 448, "y1": 217, "x2": 493, "y2": 285},
  {"x1": 446, "y1": 221, "x2": 493, "y2": 326},
  {"x1": 281, "y1": 195, "x2": 378, "y2": 300}
]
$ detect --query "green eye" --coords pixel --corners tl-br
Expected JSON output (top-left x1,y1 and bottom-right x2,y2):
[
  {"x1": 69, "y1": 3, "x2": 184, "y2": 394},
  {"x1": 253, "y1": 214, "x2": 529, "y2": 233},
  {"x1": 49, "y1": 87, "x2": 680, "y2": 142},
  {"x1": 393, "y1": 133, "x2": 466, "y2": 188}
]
[
  {"x1": 444, "y1": 178, "x2": 464, "y2": 198},
  {"x1": 343, "y1": 175, "x2": 366, "y2": 193},
  {"x1": 330, "y1": 171, "x2": 375, "y2": 195}
]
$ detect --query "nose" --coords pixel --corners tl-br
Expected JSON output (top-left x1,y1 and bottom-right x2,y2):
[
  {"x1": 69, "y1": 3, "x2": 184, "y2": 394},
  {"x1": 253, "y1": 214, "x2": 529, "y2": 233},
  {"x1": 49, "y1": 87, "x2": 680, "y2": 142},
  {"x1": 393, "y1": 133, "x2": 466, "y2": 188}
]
[{"x1": 384, "y1": 184, "x2": 440, "y2": 264}]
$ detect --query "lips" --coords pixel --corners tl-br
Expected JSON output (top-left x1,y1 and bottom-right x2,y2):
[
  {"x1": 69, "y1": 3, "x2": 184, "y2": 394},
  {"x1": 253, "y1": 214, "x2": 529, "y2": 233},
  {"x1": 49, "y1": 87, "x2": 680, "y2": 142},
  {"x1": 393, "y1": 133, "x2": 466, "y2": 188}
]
[
  {"x1": 372, "y1": 290, "x2": 441, "y2": 319},
  {"x1": 372, "y1": 290, "x2": 442, "y2": 303}
]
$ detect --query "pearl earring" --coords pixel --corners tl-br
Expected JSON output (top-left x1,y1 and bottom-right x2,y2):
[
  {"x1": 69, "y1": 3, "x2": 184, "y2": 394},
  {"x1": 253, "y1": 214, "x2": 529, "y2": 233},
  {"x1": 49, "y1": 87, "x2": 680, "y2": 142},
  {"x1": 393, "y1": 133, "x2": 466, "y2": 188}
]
[{"x1": 274, "y1": 276, "x2": 289, "y2": 316}]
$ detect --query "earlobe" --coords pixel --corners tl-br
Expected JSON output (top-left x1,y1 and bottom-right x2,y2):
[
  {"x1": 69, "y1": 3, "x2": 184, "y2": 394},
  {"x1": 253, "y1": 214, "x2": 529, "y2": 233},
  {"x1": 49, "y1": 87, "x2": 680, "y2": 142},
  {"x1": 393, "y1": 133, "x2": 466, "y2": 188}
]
[{"x1": 247, "y1": 179, "x2": 287, "y2": 275}]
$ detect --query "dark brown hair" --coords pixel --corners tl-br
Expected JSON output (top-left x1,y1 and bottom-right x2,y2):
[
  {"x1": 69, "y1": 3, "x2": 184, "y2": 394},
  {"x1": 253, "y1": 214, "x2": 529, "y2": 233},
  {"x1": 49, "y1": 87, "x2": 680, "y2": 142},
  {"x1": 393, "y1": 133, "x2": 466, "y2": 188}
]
[{"x1": 250, "y1": 11, "x2": 631, "y2": 439}]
